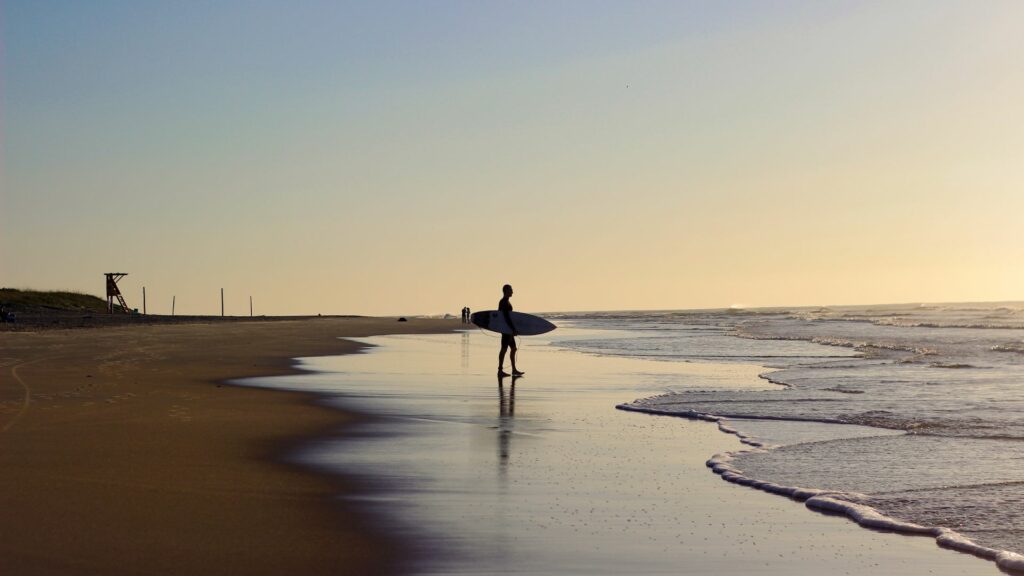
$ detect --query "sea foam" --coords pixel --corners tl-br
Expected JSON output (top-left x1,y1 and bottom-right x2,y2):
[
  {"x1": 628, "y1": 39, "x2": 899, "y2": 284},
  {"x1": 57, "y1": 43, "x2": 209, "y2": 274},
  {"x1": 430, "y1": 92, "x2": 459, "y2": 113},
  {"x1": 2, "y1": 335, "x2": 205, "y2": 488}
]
[
  {"x1": 618, "y1": 402, "x2": 1024, "y2": 574},
  {"x1": 562, "y1": 304, "x2": 1024, "y2": 572}
]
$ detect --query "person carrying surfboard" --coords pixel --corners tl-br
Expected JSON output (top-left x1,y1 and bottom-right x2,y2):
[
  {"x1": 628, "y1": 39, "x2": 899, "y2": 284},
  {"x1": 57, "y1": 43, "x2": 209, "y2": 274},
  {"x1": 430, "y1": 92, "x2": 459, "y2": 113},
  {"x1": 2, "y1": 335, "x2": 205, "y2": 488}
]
[{"x1": 498, "y1": 284, "x2": 524, "y2": 377}]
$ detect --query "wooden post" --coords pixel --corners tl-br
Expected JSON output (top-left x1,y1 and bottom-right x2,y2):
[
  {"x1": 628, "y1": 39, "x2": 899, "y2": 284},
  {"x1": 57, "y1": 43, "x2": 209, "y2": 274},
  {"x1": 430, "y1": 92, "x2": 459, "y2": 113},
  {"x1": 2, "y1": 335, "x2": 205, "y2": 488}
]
[
  {"x1": 172, "y1": 295, "x2": 176, "y2": 316},
  {"x1": 143, "y1": 287, "x2": 146, "y2": 315},
  {"x1": 221, "y1": 288, "x2": 224, "y2": 317}
]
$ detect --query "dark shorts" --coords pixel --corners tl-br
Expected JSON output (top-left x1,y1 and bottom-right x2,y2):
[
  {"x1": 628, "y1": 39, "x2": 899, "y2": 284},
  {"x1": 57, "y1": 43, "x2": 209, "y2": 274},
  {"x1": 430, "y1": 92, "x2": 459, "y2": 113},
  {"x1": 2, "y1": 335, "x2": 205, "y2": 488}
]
[{"x1": 501, "y1": 333, "x2": 517, "y2": 348}]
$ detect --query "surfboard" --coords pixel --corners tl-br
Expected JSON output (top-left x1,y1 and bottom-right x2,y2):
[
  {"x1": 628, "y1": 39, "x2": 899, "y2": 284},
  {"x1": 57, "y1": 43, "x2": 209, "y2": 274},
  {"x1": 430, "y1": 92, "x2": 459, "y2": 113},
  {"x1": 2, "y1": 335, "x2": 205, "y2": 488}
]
[{"x1": 471, "y1": 310, "x2": 556, "y2": 336}]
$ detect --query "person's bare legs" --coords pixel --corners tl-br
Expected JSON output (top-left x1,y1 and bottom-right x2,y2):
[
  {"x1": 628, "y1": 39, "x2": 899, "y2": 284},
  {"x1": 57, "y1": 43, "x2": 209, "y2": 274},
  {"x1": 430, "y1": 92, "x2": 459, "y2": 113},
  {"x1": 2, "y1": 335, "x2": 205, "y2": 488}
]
[
  {"x1": 509, "y1": 340, "x2": 524, "y2": 375},
  {"x1": 499, "y1": 334, "x2": 522, "y2": 376},
  {"x1": 499, "y1": 341, "x2": 510, "y2": 376}
]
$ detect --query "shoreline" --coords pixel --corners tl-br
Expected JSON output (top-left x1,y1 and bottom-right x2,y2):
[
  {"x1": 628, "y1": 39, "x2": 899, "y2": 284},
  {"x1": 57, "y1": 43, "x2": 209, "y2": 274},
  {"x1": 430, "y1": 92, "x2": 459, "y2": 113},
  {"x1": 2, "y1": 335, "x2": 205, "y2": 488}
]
[
  {"x1": 611, "y1": 304, "x2": 1024, "y2": 575},
  {"x1": 619, "y1": 403, "x2": 1024, "y2": 573},
  {"x1": 239, "y1": 330, "x2": 994, "y2": 575},
  {"x1": 0, "y1": 317, "x2": 462, "y2": 575}
]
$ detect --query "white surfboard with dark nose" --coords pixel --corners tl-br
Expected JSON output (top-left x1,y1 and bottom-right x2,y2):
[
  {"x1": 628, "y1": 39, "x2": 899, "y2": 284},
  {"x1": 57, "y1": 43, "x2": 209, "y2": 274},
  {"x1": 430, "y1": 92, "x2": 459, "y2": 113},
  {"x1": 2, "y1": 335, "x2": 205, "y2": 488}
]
[{"x1": 470, "y1": 310, "x2": 556, "y2": 336}]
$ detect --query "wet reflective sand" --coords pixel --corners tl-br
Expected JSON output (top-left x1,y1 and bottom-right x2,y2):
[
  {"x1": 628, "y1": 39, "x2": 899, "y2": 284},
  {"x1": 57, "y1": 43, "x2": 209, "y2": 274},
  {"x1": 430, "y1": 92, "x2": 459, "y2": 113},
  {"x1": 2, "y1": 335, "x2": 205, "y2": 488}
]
[{"x1": 242, "y1": 329, "x2": 991, "y2": 575}]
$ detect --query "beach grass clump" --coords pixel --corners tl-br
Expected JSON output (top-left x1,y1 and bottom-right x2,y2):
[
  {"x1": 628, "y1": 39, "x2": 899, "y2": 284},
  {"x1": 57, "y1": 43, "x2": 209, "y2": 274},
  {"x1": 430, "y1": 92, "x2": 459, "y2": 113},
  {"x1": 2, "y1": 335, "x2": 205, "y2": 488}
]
[{"x1": 0, "y1": 288, "x2": 112, "y2": 312}]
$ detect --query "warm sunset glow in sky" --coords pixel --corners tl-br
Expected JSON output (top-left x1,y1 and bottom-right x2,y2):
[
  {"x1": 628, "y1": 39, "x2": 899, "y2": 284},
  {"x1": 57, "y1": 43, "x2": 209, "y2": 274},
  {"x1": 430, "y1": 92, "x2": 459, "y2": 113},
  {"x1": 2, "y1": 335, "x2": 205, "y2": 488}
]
[{"x1": 3, "y1": 1, "x2": 1022, "y2": 315}]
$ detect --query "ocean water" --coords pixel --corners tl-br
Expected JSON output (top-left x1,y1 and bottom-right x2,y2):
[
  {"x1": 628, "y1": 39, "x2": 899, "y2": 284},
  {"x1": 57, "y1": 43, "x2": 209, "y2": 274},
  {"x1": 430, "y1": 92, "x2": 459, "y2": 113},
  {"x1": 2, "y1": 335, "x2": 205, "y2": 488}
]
[
  {"x1": 551, "y1": 303, "x2": 1024, "y2": 571},
  {"x1": 242, "y1": 329, "x2": 990, "y2": 574}
]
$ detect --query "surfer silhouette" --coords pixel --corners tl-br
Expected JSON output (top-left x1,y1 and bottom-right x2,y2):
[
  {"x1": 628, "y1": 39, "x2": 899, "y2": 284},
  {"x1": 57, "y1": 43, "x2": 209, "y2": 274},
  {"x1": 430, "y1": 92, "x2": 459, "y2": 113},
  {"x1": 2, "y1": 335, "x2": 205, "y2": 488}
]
[{"x1": 498, "y1": 284, "x2": 524, "y2": 377}]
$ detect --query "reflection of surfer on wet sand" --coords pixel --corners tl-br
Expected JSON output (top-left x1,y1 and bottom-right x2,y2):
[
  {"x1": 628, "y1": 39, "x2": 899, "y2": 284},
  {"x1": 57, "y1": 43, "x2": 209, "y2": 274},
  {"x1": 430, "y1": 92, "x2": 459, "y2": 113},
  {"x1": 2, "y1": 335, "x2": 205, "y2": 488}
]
[
  {"x1": 497, "y1": 373, "x2": 518, "y2": 471},
  {"x1": 469, "y1": 285, "x2": 556, "y2": 377},
  {"x1": 498, "y1": 374, "x2": 516, "y2": 418}
]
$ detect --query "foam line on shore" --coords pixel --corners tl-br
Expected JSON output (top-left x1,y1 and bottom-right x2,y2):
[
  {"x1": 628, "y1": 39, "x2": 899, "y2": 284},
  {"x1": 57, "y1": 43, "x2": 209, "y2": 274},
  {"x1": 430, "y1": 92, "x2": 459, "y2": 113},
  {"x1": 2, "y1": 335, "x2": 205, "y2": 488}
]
[{"x1": 616, "y1": 403, "x2": 1024, "y2": 574}]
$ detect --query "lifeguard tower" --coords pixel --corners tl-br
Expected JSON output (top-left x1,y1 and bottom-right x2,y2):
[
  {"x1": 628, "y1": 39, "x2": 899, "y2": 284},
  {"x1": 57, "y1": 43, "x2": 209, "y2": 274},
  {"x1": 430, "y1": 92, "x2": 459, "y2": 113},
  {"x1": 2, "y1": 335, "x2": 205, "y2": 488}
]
[{"x1": 105, "y1": 273, "x2": 130, "y2": 313}]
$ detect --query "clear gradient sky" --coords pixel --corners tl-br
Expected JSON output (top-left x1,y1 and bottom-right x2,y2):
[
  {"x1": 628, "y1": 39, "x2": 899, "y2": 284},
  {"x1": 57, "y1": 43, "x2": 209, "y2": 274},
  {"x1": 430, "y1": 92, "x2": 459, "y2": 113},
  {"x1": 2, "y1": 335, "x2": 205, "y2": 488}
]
[{"x1": 2, "y1": 1, "x2": 1022, "y2": 316}]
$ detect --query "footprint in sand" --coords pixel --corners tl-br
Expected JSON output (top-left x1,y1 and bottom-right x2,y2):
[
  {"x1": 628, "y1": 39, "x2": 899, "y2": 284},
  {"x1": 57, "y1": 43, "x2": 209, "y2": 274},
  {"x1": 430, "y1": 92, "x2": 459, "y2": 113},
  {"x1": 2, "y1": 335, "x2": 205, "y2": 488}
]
[{"x1": 168, "y1": 404, "x2": 193, "y2": 422}]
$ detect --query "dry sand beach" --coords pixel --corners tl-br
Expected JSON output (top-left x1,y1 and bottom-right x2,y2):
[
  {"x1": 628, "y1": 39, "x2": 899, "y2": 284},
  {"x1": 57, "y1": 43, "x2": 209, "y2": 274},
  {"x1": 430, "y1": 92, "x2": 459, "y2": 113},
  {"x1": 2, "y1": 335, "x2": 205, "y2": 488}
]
[{"x1": 0, "y1": 317, "x2": 458, "y2": 575}]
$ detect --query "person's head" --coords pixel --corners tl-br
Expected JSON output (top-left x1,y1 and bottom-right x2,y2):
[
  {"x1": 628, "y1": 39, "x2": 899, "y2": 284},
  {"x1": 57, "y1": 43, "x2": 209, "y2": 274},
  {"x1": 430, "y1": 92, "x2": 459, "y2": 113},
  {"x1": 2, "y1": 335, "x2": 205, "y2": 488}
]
[{"x1": 502, "y1": 284, "x2": 513, "y2": 297}]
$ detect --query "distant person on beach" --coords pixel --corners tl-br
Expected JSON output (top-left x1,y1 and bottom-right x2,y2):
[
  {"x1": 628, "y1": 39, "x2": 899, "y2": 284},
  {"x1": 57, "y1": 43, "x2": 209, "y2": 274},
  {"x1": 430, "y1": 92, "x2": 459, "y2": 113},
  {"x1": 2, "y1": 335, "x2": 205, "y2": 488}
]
[{"x1": 497, "y1": 284, "x2": 523, "y2": 377}]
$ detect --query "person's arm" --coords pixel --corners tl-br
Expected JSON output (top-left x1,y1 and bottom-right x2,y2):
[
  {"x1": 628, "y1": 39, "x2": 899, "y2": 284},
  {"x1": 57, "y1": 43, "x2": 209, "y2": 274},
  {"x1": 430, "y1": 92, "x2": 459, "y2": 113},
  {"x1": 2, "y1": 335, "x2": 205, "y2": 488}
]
[{"x1": 501, "y1": 302, "x2": 518, "y2": 335}]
